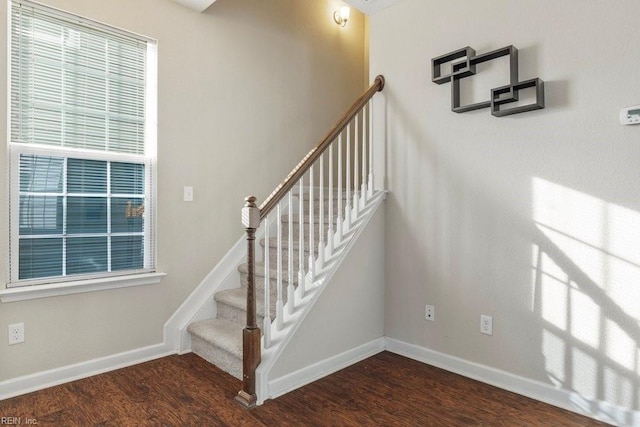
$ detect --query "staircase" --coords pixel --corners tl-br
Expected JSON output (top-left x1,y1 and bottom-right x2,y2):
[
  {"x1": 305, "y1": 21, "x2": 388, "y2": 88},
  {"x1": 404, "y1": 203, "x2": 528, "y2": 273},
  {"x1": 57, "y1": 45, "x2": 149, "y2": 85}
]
[
  {"x1": 185, "y1": 76, "x2": 385, "y2": 406},
  {"x1": 187, "y1": 192, "x2": 344, "y2": 379}
]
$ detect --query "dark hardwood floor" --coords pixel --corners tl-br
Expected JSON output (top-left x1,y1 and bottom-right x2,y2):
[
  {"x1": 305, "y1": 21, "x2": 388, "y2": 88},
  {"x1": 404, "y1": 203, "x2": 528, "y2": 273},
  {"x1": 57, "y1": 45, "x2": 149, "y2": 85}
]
[{"x1": 0, "y1": 351, "x2": 609, "y2": 426}]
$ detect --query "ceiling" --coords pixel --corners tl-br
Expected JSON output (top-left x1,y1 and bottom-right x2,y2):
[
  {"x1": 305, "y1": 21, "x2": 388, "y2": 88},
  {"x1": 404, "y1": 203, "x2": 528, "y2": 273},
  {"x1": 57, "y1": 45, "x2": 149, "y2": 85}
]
[
  {"x1": 168, "y1": 0, "x2": 218, "y2": 13},
  {"x1": 168, "y1": 0, "x2": 402, "y2": 14},
  {"x1": 343, "y1": 0, "x2": 403, "y2": 15}
]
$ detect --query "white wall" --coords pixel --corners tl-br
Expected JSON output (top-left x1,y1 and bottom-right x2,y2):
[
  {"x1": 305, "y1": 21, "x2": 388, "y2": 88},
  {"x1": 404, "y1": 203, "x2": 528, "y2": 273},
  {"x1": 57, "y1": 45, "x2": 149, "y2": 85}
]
[
  {"x1": 0, "y1": 0, "x2": 365, "y2": 382},
  {"x1": 370, "y1": 0, "x2": 640, "y2": 417}
]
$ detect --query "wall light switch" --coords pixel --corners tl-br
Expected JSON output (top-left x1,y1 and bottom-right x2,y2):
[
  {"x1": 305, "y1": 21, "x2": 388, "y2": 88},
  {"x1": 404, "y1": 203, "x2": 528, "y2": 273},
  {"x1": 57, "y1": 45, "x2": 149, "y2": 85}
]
[
  {"x1": 184, "y1": 186, "x2": 194, "y2": 202},
  {"x1": 620, "y1": 105, "x2": 640, "y2": 125}
]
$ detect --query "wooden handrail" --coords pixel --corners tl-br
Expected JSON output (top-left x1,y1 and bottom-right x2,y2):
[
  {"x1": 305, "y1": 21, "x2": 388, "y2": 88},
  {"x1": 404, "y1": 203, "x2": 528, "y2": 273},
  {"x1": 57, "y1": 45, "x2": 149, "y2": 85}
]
[
  {"x1": 258, "y1": 75, "x2": 385, "y2": 220},
  {"x1": 236, "y1": 75, "x2": 385, "y2": 408}
]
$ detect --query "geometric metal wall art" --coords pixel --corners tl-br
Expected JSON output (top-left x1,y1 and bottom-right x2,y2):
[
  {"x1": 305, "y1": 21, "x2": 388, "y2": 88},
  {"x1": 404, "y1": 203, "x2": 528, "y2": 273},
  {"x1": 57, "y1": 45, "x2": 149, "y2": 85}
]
[{"x1": 432, "y1": 45, "x2": 545, "y2": 117}]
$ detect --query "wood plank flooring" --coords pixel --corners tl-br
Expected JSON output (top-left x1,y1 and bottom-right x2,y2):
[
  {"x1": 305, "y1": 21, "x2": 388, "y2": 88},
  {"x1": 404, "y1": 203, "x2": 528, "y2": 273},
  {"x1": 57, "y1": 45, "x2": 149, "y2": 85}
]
[{"x1": 0, "y1": 351, "x2": 610, "y2": 426}]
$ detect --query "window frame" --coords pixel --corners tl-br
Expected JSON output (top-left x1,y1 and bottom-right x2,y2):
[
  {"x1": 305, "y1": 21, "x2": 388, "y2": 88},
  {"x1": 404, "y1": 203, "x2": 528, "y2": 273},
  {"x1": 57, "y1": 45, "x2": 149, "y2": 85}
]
[{"x1": 5, "y1": 0, "x2": 160, "y2": 293}]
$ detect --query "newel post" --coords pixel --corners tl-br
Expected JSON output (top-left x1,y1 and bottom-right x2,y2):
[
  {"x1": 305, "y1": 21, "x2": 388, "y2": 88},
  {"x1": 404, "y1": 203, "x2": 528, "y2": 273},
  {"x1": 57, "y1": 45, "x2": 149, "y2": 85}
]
[{"x1": 235, "y1": 196, "x2": 261, "y2": 408}]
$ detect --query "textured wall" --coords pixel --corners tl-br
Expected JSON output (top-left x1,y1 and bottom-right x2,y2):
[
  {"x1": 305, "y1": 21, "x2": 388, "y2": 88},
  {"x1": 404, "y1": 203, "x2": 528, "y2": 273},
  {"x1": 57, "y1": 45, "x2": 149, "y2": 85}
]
[
  {"x1": 0, "y1": 0, "x2": 365, "y2": 382},
  {"x1": 370, "y1": 0, "x2": 640, "y2": 414}
]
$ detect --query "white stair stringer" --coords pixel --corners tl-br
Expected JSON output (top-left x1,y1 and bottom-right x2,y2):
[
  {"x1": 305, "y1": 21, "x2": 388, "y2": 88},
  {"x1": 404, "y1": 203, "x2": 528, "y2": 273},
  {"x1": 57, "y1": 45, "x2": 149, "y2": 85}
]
[{"x1": 255, "y1": 190, "x2": 386, "y2": 404}]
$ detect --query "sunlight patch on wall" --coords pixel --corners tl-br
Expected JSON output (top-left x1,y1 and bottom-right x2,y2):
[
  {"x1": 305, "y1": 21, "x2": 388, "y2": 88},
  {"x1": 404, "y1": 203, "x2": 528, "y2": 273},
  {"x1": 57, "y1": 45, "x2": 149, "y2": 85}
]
[
  {"x1": 570, "y1": 286, "x2": 601, "y2": 349},
  {"x1": 606, "y1": 319, "x2": 636, "y2": 371},
  {"x1": 533, "y1": 177, "x2": 640, "y2": 318},
  {"x1": 572, "y1": 347, "x2": 598, "y2": 400},
  {"x1": 604, "y1": 366, "x2": 633, "y2": 408},
  {"x1": 533, "y1": 178, "x2": 605, "y2": 246},
  {"x1": 541, "y1": 272, "x2": 568, "y2": 331},
  {"x1": 532, "y1": 177, "x2": 640, "y2": 411},
  {"x1": 542, "y1": 329, "x2": 566, "y2": 386}
]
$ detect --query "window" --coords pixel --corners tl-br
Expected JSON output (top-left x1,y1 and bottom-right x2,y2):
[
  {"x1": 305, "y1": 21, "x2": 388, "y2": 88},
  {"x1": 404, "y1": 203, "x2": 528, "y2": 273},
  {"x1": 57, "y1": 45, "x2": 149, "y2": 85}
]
[{"x1": 8, "y1": 0, "x2": 157, "y2": 287}]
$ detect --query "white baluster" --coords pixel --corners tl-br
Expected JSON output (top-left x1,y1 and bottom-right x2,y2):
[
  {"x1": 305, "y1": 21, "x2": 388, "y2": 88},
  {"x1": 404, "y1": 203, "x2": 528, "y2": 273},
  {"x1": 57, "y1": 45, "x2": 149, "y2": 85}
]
[
  {"x1": 263, "y1": 214, "x2": 271, "y2": 348},
  {"x1": 327, "y1": 142, "x2": 334, "y2": 257},
  {"x1": 345, "y1": 123, "x2": 351, "y2": 230},
  {"x1": 276, "y1": 202, "x2": 283, "y2": 331},
  {"x1": 353, "y1": 112, "x2": 360, "y2": 219},
  {"x1": 368, "y1": 100, "x2": 374, "y2": 199},
  {"x1": 336, "y1": 134, "x2": 343, "y2": 244},
  {"x1": 308, "y1": 165, "x2": 315, "y2": 282},
  {"x1": 361, "y1": 106, "x2": 368, "y2": 205},
  {"x1": 318, "y1": 153, "x2": 325, "y2": 271},
  {"x1": 297, "y1": 179, "x2": 305, "y2": 298},
  {"x1": 287, "y1": 191, "x2": 294, "y2": 315}
]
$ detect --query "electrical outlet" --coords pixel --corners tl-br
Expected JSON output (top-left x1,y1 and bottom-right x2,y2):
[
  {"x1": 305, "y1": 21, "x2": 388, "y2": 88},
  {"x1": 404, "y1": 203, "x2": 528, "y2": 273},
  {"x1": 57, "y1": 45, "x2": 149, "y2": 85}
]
[
  {"x1": 8, "y1": 323, "x2": 24, "y2": 345},
  {"x1": 480, "y1": 315, "x2": 493, "y2": 336},
  {"x1": 425, "y1": 305, "x2": 435, "y2": 321}
]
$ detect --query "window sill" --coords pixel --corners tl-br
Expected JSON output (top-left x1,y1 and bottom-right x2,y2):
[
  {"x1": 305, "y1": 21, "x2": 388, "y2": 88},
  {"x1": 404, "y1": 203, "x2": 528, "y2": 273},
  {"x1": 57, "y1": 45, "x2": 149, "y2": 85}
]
[{"x1": 0, "y1": 272, "x2": 166, "y2": 303}]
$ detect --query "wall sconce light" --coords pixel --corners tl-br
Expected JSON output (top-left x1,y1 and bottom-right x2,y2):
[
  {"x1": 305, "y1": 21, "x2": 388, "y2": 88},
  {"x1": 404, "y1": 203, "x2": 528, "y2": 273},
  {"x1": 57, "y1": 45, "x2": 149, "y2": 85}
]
[{"x1": 334, "y1": 6, "x2": 350, "y2": 27}]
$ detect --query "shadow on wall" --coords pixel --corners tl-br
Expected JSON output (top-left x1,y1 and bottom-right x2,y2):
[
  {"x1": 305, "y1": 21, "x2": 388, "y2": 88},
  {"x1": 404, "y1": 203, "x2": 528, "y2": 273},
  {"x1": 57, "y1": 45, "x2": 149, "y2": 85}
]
[{"x1": 530, "y1": 177, "x2": 640, "y2": 422}]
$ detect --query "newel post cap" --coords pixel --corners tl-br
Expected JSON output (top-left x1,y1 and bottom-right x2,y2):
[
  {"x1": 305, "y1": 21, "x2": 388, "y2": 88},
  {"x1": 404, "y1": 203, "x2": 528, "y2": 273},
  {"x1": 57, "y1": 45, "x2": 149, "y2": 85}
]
[{"x1": 242, "y1": 196, "x2": 260, "y2": 229}]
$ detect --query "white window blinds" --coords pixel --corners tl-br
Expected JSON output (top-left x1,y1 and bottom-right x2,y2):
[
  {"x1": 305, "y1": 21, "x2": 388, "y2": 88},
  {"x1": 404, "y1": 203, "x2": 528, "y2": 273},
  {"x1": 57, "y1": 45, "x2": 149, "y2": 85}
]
[
  {"x1": 10, "y1": 1, "x2": 148, "y2": 154},
  {"x1": 8, "y1": 0, "x2": 157, "y2": 286}
]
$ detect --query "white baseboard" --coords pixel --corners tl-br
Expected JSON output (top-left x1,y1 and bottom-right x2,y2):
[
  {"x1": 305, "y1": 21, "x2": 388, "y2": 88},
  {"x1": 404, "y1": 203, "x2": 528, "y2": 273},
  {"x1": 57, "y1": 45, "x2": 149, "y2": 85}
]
[
  {"x1": 3, "y1": 334, "x2": 636, "y2": 427},
  {"x1": 268, "y1": 337, "x2": 386, "y2": 400},
  {"x1": 0, "y1": 343, "x2": 174, "y2": 401},
  {"x1": 384, "y1": 338, "x2": 639, "y2": 427}
]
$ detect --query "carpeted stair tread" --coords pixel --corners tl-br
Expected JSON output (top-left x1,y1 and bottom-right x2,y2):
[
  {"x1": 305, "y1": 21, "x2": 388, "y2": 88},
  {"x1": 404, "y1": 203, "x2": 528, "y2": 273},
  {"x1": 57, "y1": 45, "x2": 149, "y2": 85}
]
[
  {"x1": 298, "y1": 191, "x2": 349, "y2": 201},
  {"x1": 215, "y1": 288, "x2": 250, "y2": 311},
  {"x1": 280, "y1": 214, "x2": 336, "y2": 224},
  {"x1": 187, "y1": 318, "x2": 243, "y2": 358},
  {"x1": 260, "y1": 237, "x2": 319, "y2": 252}
]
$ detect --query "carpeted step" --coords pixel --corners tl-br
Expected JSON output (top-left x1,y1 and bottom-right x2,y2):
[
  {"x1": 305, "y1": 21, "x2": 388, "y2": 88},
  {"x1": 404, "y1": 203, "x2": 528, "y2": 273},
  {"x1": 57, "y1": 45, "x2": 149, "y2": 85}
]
[
  {"x1": 187, "y1": 318, "x2": 243, "y2": 380},
  {"x1": 238, "y1": 261, "x2": 300, "y2": 290},
  {"x1": 283, "y1": 191, "x2": 351, "y2": 217},
  {"x1": 278, "y1": 214, "x2": 339, "y2": 241},
  {"x1": 215, "y1": 287, "x2": 289, "y2": 326}
]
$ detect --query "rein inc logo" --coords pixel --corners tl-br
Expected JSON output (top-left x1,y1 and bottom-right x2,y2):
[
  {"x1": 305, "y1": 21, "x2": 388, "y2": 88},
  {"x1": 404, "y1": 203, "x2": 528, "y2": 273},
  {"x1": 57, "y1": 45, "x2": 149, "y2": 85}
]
[
  {"x1": 432, "y1": 45, "x2": 545, "y2": 117},
  {"x1": 1, "y1": 417, "x2": 38, "y2": 425}
]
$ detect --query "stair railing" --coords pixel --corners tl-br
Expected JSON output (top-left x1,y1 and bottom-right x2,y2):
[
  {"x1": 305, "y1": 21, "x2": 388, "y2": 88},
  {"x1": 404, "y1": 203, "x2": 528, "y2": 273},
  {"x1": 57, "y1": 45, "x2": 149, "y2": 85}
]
[{"x1": 236, "y1": 75, "x2": 385, "y2": 408}]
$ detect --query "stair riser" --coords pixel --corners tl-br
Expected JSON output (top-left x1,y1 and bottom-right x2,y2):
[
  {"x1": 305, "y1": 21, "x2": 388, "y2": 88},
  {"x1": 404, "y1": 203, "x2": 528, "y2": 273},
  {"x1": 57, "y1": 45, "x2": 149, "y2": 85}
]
[
  {"x1": 294, "y1": 201, "x2": 355, "y2": 217},
  {"x1": 298, "y1": 193, "x2": 350, "y2": 203},
  {"x1": 191, "y1": 335, "x2": 242, "y2": 380},
  {"x1": 281, "y1": 193, "x2": 352, "y2": 215},
  {"x1": 265, "y1": 256, "x2": 306, "y2": 272},
  {"x1": 215, "y1": 288, "x2": 288, "y2": 325},
  {"x1": 216, "y1": 301, "x2": 270, "y2": 328},
  {"x1": 239, "y1": 270, "x2": 299, "y2": 294},
  {"x1": 266, "y1": 246, "x2": 319, "y2": 272},
  {"x1": 258, "y1": 236, "x2": 317, "y2": 262},
  {"x1": 278, "y1": 220, "x2": 338, "y2": 241},
  {"x1": 257, "y1": 240, "x2": 324, "y2": 273}
]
